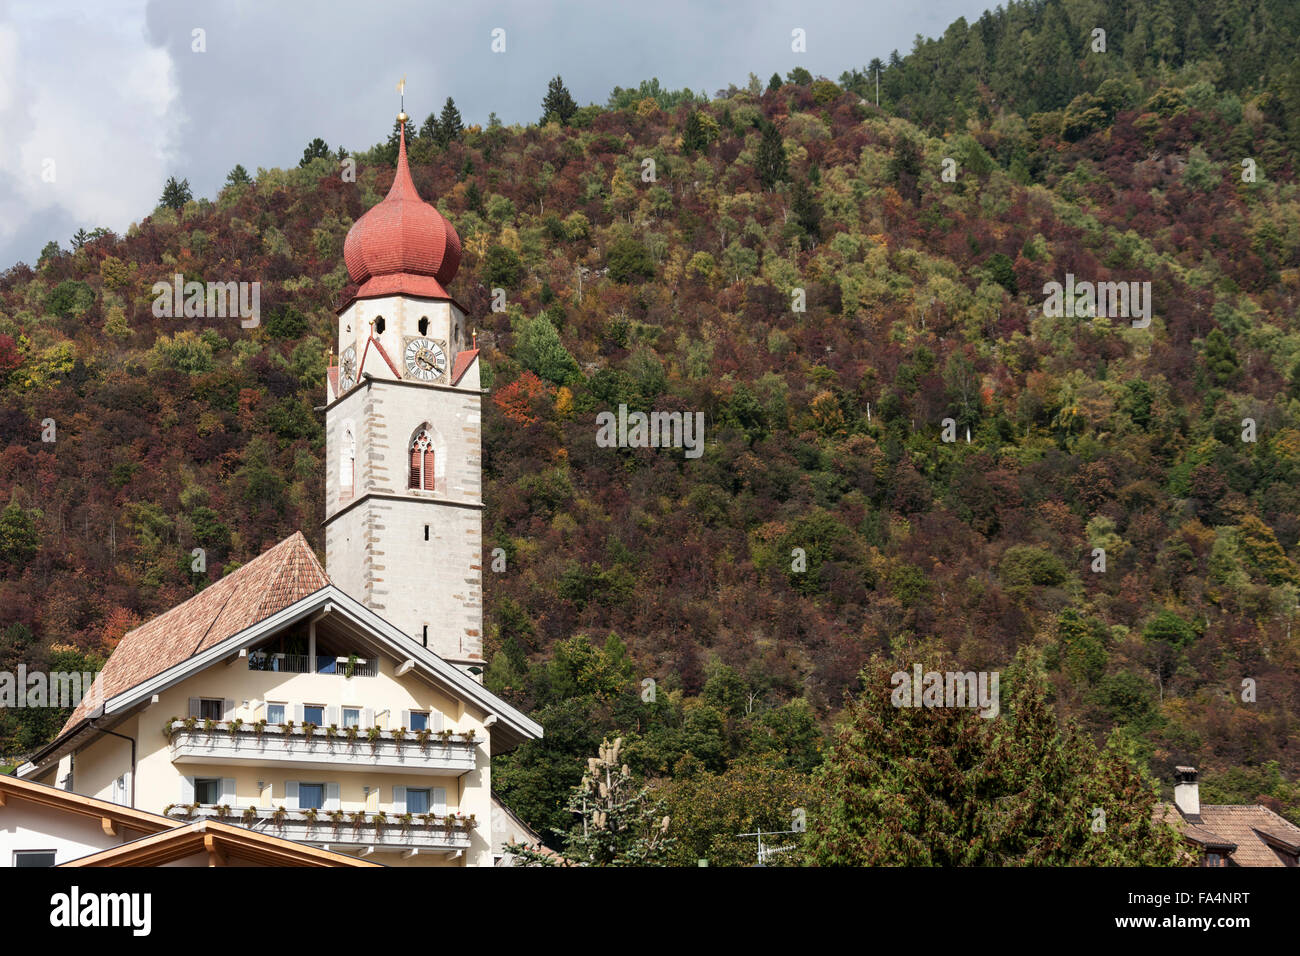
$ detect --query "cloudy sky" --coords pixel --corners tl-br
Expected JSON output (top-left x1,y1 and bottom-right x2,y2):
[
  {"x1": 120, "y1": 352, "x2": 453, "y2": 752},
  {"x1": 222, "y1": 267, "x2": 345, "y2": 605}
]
[{"x1": 0, "y1": 0, "x2": 994, "y2": 270}]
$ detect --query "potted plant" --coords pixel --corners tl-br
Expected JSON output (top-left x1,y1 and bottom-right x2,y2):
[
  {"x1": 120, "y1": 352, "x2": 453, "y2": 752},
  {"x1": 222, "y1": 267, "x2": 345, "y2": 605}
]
[
  {"x1": 162, "y1": 718, "x2": 179, "y2": 742},
  {"x1": 397, "y1": 812, "x2": 414, "y2": 833},
  {"x1": 458, "y1": 730, "x2": 476, "y2": 743},
  {"x1": 203, "y1": 717, "x2": 218, "y2": 735},
  {"x1": 182, "y1": 715, "x2": 198, "y2": 733},
  {"x1": 391, "y1": 726, "x2": 407, "y2": 744},
  {"x1": 349, "y1": 810, "x2": 367, "y2": 832},
  {"x1": 328, "y1": 809, "x2": 346, "y2": 831},
  {"x1": 416, "y1": 727, "x2": 432, "y2": 749},
  {"x1": 302, "y1": 721, "x2": 317, "y2": 741},
  {"x1": 419, "y1": 811, "x2": 438, "y2": 829},
  {"x1": 370, "y1": 811, "x2": 387, "y2": 834},
  {"x1": 346, "y1": 724, "x2": 360, "y2": 745},
  {"x1": 227, "y1": 717, "x2": 243, "y2": 738},
  {"x1": 344, "y1": 653, "x2": 358, "y2": 678},
  {"x1": 280, "y1": 720, "x2": 295, "y2": 737},
  {"x1": 437, "y1": 728, "x2": 454, "y2": 741},
  {"x1": 366, "y1": 726, "x2": 383, "y2": 750},
  {"x1": 303, "y1": 807, "x2": 319, "y2": 827},
  {"x1": 242, "y1": 806, "x2": 258, "y2": 826},
  {"x1": 162, "y1": 803, "x2": 176, "y2": 817},
  {"x1": 271, "y1": 805, "x2": 288, "y2": 826},
  {"x1": 252, "y1": 718, "x2": 268, "y2": 739},
  {"x1": 214, "y1": 804, "x2": 233, "y2": 819},
  {"x1": 325, "y1": 723, "x2": 339, "y2": 741}
]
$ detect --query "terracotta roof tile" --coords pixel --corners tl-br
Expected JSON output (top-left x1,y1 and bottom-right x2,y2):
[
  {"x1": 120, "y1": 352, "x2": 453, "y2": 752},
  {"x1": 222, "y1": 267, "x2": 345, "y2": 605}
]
[
  {"x1": 1165, "y1": 802, "x2": 1300, "y2": 866},
  {"x1": 61, "y1": 533, "x2": 328, "y2": 736}
]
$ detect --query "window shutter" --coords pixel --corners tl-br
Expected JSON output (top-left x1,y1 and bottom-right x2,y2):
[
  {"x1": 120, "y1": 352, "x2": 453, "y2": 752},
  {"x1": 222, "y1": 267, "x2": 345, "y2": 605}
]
[
  {"x1": 325, "y1": 782, "x2": 340, "y2": 811},
  {"x1": 325, "y1": 706, "x2": 339, "y2": 727},
  {"x1": 400, "y1": 710, "x2": 410, "y2": 730},
  {"x1": 285, "y1": 781, "x2": 299, "y2": 810},
  {"x1": 431, "y1": 710, "x2": 444, "y2": 732},
  {"x1": 409, "y1": 445, "x2": 421, "y2": 489},
  {"x1": 223, "y1": 699, "x2": 235, "y2": 722},
  {"x1": 362, "y1": 707, "x2": 374, "y2": 728},
  {"x1": 432, "y1": 788, "x2": 446, "y2": 815},
  {"x1": 291, "y1": 703, "x2": 303, "y2": 724},
  {"x1": 423, "y1": 448, "x2": 435, "y2": 490},
  {"x1": 221, "y1": 778, "x2": 236, "y2": 804},
  {"x1": 393, "y1": 786, "x2": 406, "y2": 813},
  {"x1": 180, "y1": 777, "x2": 194, "y2": 803},
  {"x1": 187, "y1": 697, "x2": 201, "y2": 718}
]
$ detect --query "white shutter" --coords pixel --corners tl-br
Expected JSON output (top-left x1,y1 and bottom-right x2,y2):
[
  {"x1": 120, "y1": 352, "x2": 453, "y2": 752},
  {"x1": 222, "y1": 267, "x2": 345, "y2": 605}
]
[
  {"x1": 325, "y1": 706, "x2": 339, "y2": 727},
  {"x1": 223, "y1": 699, "x2": 235, "y2": 722},
  {"x1": 431, "y1": 710, "x2": 444, "y2": 732},
  {"x1": 180, "y1": 776, "x2": 194, "y2": 803},
  {"x1": 325, "y1": 782, "x2": 340, "y2": 811},
  {"x1": 393, "y1": 786, "x2": 406, "y2": 812},
  {"x1": 221, "y1": 778, "x2": 236, "y2": 804},
  {"x1": 291, "y1": 703, "x2": 303, "y2": 724},
  {"x1": 400, "y1": 710, "x2": 410, "y2": 730},
  {"x1": 187, "y1": 697, "x2": 201, "y2": 718},
  {"x1": 362, "y1": 707, "x2": 374, "y2": 728},
  {"x1": 285, "y1": 781, "x2": 299, "y2": 810},
  {"x1": 432, "y1": 788, "x2": 446, "y2": 815}
]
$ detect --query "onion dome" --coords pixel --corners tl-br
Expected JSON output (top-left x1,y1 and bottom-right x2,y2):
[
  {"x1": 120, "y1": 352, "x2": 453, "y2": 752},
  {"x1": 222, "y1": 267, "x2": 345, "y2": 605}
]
[{"x1": 343, "y1": 117, "x2": 461, "y2": 299}]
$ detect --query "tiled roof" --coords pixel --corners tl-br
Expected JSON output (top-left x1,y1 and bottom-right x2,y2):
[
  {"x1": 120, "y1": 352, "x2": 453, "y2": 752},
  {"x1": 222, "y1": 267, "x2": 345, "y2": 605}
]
[
  {"x1": 60, "y1": 533, "x2": 328, "y2": 735},
  {"x1": 1165, "y1": 802, "x2": 1300, "y2": 866},
  {"x1": 450, "y1": 348, "x2": 479, "y2": 385}
]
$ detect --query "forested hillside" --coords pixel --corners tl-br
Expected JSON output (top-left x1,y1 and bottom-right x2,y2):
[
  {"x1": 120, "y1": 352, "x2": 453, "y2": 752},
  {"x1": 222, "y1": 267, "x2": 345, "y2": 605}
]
[{"x1": 3, "y1": 0, "x2": 1300, "y2": 848}]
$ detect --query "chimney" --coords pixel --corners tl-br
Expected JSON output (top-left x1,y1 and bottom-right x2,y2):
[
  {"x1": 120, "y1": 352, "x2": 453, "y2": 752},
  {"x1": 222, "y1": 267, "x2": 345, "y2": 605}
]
[{"x1": 1173, "y1": 766, "x2": 1200, "y2": 816}]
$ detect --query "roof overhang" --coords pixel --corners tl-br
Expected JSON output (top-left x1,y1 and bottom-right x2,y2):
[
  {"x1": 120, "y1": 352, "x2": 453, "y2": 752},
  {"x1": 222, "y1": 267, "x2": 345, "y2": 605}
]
[{"x1": 19, "y1": 584, "x2": 540, "y2": 778}]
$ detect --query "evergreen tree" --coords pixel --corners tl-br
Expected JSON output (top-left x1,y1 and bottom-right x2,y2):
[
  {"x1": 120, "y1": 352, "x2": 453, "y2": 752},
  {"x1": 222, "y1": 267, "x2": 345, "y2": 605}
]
[
  {"x1": 510, "y1": 737, "x2": 672, "y2": 866},
  {"x1": 384, "y1": 116, "x2": 416, "y2": 164},
  {"x1": 71, "y1": 228, "x2": 89, "y2": 250},
  {"x1": 790, "y1": 177, "x2": 822, "y2": 247},
  {"x1": 767, "y1": 72, "x2": 782, "y2": 92},
  {"x1": 419, "y1": 111, "x2": 441, "y2": 142},
  {"x1": 224, "y1": 164, "x2": 253, "y2": 188},
  {"x1": 681, "y1": 110, "x2": 709, "y2": 154},
  {"x1": 159, "y1": 176, "x2": 192, "y2": 210},
  {"x1": 0, "y1": 498, "x2": 39, "y2": 566},
  {"x1": 299, "y1": 137, "x2": 330, "y2": 166},
  {"x1": 803, "y1": 653, "x2": 1185, "y2": 865},
  {"x1": 437, "y1": 96, "x2": 463, "y2": 146},
  {"x1": 541, "y1": 75, "x2": 578, "y2": 125},
  {"x1": 1203, "y1": 328, "x2": 1240, "y2": 385},
  {"x1": 755, "y1": 121, "x2": 789, "y2": 190}
]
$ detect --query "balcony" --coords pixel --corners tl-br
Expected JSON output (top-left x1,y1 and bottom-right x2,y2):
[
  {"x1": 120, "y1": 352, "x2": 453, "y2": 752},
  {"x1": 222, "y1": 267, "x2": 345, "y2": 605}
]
[
  {"x1": 166, "y1": 805, "x2": 475, "y2": 854},
  {"x1": 247, "y1": 651, "x2": 377, "y2": 677},
  {"x1": 166, "y1": 720, "x2": 479, "y2": 776}
]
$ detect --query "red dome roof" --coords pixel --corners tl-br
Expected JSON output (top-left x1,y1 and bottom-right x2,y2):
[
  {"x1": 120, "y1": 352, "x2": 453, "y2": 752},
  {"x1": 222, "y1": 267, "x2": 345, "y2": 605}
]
[{"x1": 343, "y1": 125, "x2": 461, "y2": 294}]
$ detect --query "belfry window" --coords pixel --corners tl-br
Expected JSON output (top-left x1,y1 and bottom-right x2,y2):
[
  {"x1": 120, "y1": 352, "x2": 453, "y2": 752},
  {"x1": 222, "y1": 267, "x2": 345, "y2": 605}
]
[
  {"x1": 418, "y1": 316, "x2": 429, "y2": 335},
  {"x1": 409, "y1": 430, "x2": 435, "y2": 490},
  {"x1": 374, "y1": 316, "x2": 386, "y2": 335}
]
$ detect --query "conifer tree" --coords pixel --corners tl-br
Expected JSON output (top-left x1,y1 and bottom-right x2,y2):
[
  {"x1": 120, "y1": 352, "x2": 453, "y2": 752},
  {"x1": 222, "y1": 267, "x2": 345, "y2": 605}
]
[
  {"x1": 541, "y1": 75, "x2": 578, "y2": 125},
  {"x1": 159, "y1": 176, "x2": 192, "y2": 210},
  {"x1": 755, "y1": 121, "x2": 788, "y2": 190},
  {"x1": 437, "y1": 96, "x2": 463, "y2": 146},
  {"x1": 224, "y1": 164, "x2": 253, "y2": 188},
  {"x1": 299, "y1": 137, "x2": 330, "y2": 166}
]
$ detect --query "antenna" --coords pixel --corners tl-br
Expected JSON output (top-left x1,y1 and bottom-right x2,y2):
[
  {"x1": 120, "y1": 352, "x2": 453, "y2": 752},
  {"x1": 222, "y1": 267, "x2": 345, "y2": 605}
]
[{"x1": 736, "y1": 827, "x2": 801, "y2": 866}]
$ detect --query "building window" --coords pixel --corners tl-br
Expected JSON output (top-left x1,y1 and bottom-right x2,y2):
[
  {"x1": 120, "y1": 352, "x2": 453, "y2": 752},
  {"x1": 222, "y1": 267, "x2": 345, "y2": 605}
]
[
  {"x1": 424, "y1": 524, "x2": 429, "y2": 541},
  {"x1": 408, "y1": 430, "x2": 435, "y2": 490},
  {"x1": 406, "y1": 788, "x2": 430, "y2": 814},
  {"x1": 14, "y1": 850, "x2": 56, "y2": 867},
  {"x1": 197, "y1": 698, "x2": 223, "y2": 720},
  {"x1": 266, "y1": 702, "x2": 286, "y2": 724},
  {"x1": 374, "y1": 316, "x2": 385, "y2": 335},
  {"x1": 418, "y1": 317, "x2": 429, "y2": 335},
  {"x1": 1204, "y1": 852, "x2": 1225, "y2": 867},
  {"x1": 410, "y1": 711, "x2": 429, "y2": 732},
  {"x1": 303, "y1": 705, "x2": 324, "y2": 726},
  {"x1": 298, "y1": 783, "x2": 325, "y2": 811},
  {"x1": 340, "y1": 422, "x2": 355, "y2": 493},
  {"x1": 194, "y1": 778, "x2": 221, "y2": 805},
  {"x1": 342, "y1": 708, "x2": 361, "y2": 729}
]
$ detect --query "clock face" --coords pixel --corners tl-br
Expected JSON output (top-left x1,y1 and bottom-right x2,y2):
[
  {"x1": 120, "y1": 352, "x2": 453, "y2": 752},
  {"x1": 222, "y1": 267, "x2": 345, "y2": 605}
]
[
  {"x1": 404, "y1": 337, "x2": 447, "y2": 382},
  {"x1": 339, "y1": 346, "x2": 357, "y2": 392}
]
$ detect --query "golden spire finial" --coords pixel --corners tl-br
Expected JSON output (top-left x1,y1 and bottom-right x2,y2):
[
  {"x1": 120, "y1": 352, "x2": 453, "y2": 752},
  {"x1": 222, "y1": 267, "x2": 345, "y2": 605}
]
[{"x1": 396, "y1": 75, "x2": 408, "y2": 124}]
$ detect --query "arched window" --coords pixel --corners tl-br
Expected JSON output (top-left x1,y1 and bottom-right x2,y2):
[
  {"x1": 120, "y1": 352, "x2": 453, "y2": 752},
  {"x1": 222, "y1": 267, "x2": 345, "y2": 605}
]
[
  {"x1": 374, "y1": 316, "x2": 386, "y2": 335},
  {"x1": 418, "y1": 316, "x2": 429, "y2": 335},
  {"x1": 340, "y1": 421, "x2": 356, "y2": 497},
  {"x1": 409, "y1": 429, "x2": 435, "y2": 490}
]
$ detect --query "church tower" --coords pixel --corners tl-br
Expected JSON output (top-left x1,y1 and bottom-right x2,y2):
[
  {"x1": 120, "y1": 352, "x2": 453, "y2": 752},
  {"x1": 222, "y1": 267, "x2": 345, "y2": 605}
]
[{"x1": 324, "y1": 115, "x2": 483, "y2": 675}]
